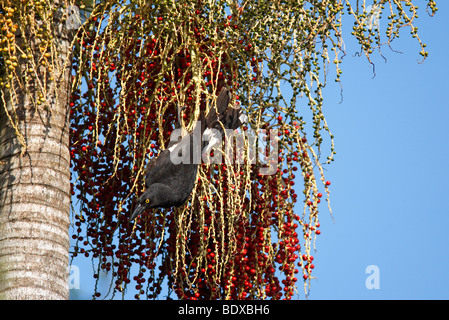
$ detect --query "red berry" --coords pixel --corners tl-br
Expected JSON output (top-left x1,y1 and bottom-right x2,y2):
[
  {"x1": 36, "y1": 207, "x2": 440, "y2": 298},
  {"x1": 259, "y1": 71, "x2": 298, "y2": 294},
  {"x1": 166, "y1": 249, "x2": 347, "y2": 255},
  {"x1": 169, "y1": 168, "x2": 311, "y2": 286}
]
[{"x1": 325, "y1": 181, "x2": 331, "y2": 186}]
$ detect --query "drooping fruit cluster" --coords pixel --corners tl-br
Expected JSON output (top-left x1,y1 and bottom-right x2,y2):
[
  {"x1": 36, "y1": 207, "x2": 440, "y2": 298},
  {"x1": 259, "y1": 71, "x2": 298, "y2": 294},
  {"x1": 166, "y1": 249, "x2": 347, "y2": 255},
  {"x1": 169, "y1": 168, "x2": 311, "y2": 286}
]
[{"x1": 65, "y1": 0, "x2": 437, "y2": 300}]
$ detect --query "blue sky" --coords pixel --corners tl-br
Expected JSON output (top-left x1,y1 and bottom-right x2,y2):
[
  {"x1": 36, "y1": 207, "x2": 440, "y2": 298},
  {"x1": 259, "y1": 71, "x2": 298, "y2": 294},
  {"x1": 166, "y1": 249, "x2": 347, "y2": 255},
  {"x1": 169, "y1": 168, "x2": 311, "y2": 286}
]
[
  {"x1": 308, "y1": 2, "x2": 449, "y2": 299},
  {"x1": 69, "y1": 2, "x2": 449, "y2": 300}
]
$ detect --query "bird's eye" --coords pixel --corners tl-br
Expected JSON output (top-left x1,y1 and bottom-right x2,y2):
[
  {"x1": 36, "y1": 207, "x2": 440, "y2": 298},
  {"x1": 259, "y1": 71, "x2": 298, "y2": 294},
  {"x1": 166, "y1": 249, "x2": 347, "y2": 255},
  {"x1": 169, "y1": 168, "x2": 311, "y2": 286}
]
[{"x1": 145, "y1": 199, "x2": 150, "y2": 204}]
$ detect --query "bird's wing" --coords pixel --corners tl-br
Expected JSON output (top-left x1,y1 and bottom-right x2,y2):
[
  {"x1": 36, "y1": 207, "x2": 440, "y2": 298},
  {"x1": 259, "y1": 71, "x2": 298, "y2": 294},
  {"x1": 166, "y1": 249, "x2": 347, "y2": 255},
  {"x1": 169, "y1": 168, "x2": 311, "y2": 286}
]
[
  {"x1": 146, "y1": 160, "x2": 198, "y2": 208},
  {"x1": 159, "y1": 163, "x2": 199, "y2": 206},
  {"x1": 145, "y1": 149, "x2": 172, "y2": 187},
  {"x1": 144, "y1": 157, "x2": 158, "y2": 187},
  {"x1": 145, "y1": 131, "x2": 197, "y2": 187}
]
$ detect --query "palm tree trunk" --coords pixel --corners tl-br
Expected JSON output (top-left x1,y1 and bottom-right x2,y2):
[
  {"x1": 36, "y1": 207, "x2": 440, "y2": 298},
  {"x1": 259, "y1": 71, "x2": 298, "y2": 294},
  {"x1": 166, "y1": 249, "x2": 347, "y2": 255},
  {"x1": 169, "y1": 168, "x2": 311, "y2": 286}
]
[{"x1": 0, "y1": 9, "x2": 73, "y2": 299}]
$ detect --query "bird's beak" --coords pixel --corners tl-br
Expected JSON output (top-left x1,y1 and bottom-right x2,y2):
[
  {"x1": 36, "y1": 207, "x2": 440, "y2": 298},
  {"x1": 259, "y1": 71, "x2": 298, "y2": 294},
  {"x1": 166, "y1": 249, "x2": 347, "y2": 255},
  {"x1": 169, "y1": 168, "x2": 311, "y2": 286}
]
[{"x1": 130, "y1": 203, "x2": 145, "y2": 222}]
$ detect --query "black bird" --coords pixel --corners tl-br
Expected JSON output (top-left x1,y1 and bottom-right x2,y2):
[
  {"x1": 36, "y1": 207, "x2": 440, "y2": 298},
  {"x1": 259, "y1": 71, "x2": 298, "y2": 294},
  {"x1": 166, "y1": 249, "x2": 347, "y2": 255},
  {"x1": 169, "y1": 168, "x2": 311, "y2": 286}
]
[{"x1": 130, "y1": 87, "x2": 245, "y2": 222}]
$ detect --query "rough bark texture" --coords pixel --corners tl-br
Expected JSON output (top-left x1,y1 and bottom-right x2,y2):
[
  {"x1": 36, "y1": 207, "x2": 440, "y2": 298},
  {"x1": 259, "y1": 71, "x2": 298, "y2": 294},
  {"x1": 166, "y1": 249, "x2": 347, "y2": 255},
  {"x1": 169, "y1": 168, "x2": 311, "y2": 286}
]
[{"x1": 0, "y1": 18, "x2": 73, "y2": 299}]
